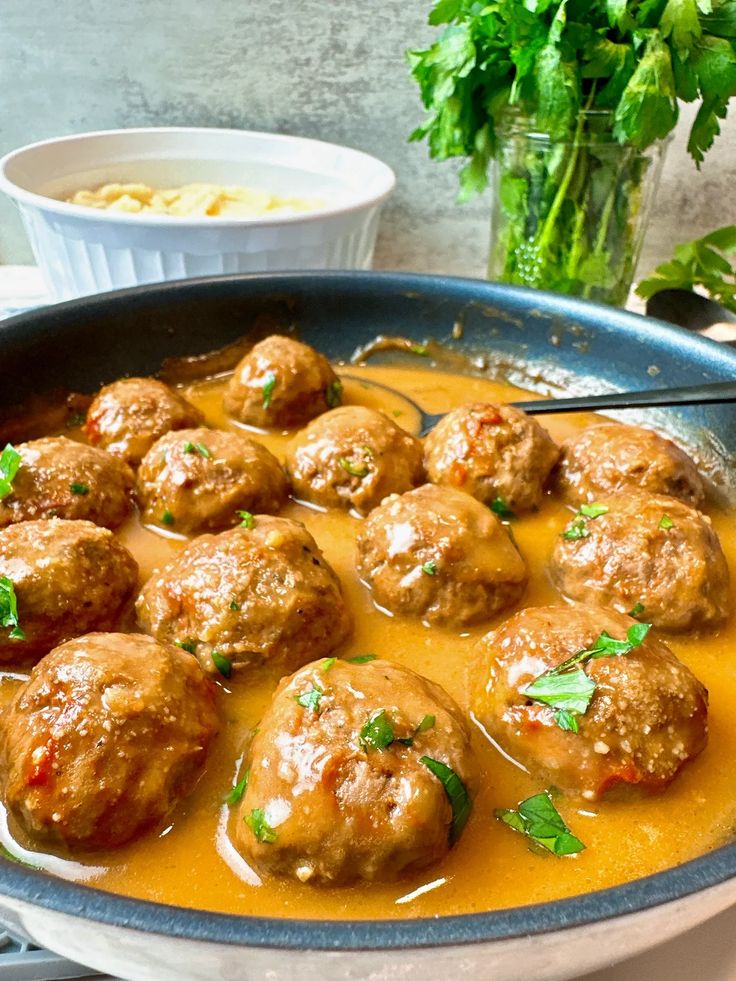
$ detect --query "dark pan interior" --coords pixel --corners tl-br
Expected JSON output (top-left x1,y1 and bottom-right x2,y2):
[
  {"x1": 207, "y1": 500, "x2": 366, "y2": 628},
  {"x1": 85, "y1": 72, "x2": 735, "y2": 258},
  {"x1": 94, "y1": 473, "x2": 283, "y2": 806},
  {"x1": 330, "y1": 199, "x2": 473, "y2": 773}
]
[{"x1": 0, "y1": 270, "x2": 734, "y2": 951}]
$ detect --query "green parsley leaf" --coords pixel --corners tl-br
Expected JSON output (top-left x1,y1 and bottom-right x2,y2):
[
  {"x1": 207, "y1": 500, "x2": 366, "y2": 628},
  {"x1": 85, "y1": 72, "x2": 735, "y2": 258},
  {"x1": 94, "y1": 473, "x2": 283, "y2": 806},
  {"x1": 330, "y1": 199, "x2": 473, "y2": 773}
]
[
  {"x1": 522, "y1": 668, "x2": 597, "y2": 718},
  {"x1": 659, "y1": 513, "x2": 674, "y2": 529},
  {"x1": 175, "y1": 639, "x2": 197, "y2": 654},
  {"x1": 562, "y1": 502, "x2": 609, "y2": 540},
  {"x1": 637, "y1": 224, "x2": 736, "y2": 313},
  {"x1": 161, "y1": 510, "x2": 175, "y2": 526},
  {"x1": 322, "y1": 657, "x2": 337, "y2": 672},
  {"x1": 422, "y1": 560, "x2": 438, "y2": 576},
  {"x1": 244, "y1": 808, "x2": 277, "y2": 843},
  {"x1": 420, "y1": 756, "x2": 472, "y2": 844},
  {"x1": 629, "y1": 602, "x2": 646, "y2": 618},
  {"x1": 490, "y1": 496, "x2": 515, "y2": 520},
  {"x1": 237, "y1": 510, "x2": 255, "y2": 529},
  {"x1": 211, "y1": 650, "x2": 232, "y2": 678},
  {"x1": 229, "y1": 600, "x2": 241, "y2": 611},
  {"x1": 338, "y1": 456, "x2": 370, "y2": 478},
  {"x1": 579, "y1": 503, "x2": 609, "y2": 519},
  {"x1": 417, "y1": 714, "x2": 436, "y2": 733},
  {"x1": 184, "y1": 441, "x2": 211, "y2": 459},
  {"x1": 0, "y1": 844, "x2": 39, "y2": 869},
  {"x1": 496, "y1": 791, "x2": 585, "y2": 856},
  {"x1": 326, "y1": 380, "x2": 343, "y2": 409},
  {"x1": 359, "y1": 709, "x2": 395, "y2": 751},
  {"x1": 0, "y1": 576, "x2": 24, "y2": 640},
  {"x1": 0, "y1": 444, "x2": 21, "y2": 501},
  {"x1": 225, "y1": 770, "x2": 250, "y2": 806},
  {"x1": 65, "y1": 411, "x2": 86, "y2": 429},
  {"x1": 295, "y1": 684, "x2": 323, "y2": 713},
  {"x1": 262, "y1": 371, "x2": 277, "y2": 410},
  {"x1": 348, "y1": 654, "x2": 377, "y2": 664},
  {"x1": 410, "y1": 344, "x2": 429, "y2": 356},
  {"x1": 70, "y1": 482, "x2": 89, "y2": 496},
  {"x1": 554, "y1": 710, "x2": 580, "y2": 733}
]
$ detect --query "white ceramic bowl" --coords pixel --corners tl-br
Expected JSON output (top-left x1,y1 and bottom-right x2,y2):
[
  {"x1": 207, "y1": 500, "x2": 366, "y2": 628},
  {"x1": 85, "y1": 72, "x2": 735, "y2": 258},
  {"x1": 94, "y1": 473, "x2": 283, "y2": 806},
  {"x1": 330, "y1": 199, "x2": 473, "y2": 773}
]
[{"x1": 0, "y1": 128, "x2": 396, "y2": 300}]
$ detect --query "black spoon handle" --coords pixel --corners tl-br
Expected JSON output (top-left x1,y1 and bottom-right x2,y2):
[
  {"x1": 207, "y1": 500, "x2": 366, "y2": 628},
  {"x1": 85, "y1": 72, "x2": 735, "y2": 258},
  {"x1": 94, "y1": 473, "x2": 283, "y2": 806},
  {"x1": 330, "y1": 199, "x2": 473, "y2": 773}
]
[{"x1": 511, "y1": 380, "x2": 736, "y2": 415}]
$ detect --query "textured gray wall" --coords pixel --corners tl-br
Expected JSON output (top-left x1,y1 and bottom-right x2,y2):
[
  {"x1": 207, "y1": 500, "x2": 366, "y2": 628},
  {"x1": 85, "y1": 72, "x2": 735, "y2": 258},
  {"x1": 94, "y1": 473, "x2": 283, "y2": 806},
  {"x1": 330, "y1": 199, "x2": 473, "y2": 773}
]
[{"x1": 1, "y1": 0, "x2": 734, "y2": 279}]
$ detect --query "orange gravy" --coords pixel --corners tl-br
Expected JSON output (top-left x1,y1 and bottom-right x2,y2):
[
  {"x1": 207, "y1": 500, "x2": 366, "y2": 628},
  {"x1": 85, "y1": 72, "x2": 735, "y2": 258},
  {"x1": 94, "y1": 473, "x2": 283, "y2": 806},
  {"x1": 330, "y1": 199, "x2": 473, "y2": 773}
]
[{"x1": 2, "y1": 364, "x2": 735, "y2": 920}]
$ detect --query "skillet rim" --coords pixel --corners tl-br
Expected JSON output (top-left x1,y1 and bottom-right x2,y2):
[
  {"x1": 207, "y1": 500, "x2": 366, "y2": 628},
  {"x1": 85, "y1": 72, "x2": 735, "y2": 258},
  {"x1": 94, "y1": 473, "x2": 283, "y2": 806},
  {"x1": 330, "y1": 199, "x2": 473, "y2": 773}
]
[{"x1": 0, "y1": 269, "x2": 734, "y2": 952}]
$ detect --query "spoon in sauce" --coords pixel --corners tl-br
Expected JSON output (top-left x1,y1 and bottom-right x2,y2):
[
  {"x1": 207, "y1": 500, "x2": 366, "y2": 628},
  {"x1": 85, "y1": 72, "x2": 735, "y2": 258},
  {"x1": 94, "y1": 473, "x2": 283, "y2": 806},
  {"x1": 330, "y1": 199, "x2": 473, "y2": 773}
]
[{"x1": 339, "y1": 375, "x2": 736, "y2": 436}]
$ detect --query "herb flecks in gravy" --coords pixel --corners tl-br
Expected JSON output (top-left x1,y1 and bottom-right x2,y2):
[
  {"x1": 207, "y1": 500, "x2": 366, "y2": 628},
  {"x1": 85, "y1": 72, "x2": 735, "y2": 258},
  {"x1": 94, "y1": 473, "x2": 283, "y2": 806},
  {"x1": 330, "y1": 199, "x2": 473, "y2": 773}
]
[{"x1": 0, "y1": 364, "x2": 734, "y2": 920}]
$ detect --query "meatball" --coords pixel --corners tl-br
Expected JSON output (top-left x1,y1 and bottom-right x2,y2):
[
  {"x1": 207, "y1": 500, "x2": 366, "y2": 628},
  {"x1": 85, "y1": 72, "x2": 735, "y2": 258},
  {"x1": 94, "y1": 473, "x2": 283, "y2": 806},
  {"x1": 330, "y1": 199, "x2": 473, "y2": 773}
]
[
  {"x1": 471, "y1": 605, "x2": 708, "y2": 800},
  {"x1": 0, "y1": 519, "x2": 138, "y2": 664},
  {"x1": 285, "y1": 406, "x2": 424, "y2": 515},
  {"x1": 86, "y1": 377, "x2": 204, "y2": 468},
  {"x1": 136, "y1": 515, "x2": 352, "y2": 676},
  {"x1": 0, "y1": 633, "x2": 218, "y2": 851},
  {"x1": 554, "y1": 423, "x2": 705, "y2": 507},
  {"x1": 224, "y1": 335, "x2": 341, "y2": 430},
  {"x1": 235, "y1": 657, "x2": 477, "y2": 884},
  {"x1": 0, "y1": 436, "x2": 134, "y2": 530},
  {"x1": 423, "y1": 402, "x2": 559, "y2": 512},
  {"x1": 356, "y1": 484, "x2": 527, "y2": 626},
  {"x1": 137, "y1": 427, "x2": 289, "y2": 534},
  {"x1": 550, "y1": 492, "x2": 730, "y2": 631}
]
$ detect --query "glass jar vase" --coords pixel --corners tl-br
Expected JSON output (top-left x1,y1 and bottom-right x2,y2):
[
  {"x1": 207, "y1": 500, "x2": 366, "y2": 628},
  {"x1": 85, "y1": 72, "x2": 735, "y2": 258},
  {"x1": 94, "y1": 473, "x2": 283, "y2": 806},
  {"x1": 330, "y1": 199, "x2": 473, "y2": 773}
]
[{"x1": 488, "y1": 110, "x2": 669, "y2": 306}]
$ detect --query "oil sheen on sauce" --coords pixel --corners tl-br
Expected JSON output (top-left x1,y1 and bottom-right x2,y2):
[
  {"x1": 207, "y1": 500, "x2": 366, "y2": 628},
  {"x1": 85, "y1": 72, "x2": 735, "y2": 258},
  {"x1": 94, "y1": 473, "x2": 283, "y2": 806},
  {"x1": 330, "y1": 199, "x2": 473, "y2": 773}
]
[{"x1": 1, "y1": 364, "x2": 735, "y2": 921}]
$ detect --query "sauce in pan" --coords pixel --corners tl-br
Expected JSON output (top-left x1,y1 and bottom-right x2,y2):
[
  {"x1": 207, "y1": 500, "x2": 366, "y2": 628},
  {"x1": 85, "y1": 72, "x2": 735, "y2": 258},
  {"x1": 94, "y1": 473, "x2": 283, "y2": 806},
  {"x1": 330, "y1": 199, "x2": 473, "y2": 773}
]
[{"x1": 2, "y1": 364, "x2": 735, "y2": 920}]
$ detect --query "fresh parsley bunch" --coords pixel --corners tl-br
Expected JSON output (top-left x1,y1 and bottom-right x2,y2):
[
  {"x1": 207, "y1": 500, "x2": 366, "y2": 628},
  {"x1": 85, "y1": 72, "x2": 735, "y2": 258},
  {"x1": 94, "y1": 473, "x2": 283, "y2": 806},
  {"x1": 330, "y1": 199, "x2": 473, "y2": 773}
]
[
  {"x1": 408, "y1": 0, "x2": 736, "y2": 302},
  {"x1": 637, "y1": 223, "x2": 736, "y2": 312}
]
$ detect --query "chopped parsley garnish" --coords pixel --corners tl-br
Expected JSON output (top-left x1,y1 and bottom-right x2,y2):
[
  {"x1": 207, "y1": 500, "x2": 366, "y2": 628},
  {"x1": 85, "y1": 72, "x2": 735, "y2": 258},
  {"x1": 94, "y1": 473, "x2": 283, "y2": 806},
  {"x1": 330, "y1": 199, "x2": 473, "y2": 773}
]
[
  {"x1": 244, "y1": 808, "x2": 277, "y2": 843},
  {"x1": 629, "y1": 602, "x2": 645, "y2": 618},
  {"x1": 175, "y1": 639, "x2": 197, "y2": 654},
  {"x1": 183, "y1": 441, "x2": 211, "y2": 459},
  {"x1": 522, "y1": 623, "x2": 652, "y2": 732},
  {"x1": 398, "y1": 713, "x2": 437, "y2": 746},
  {"x1": 339, "y1": 456, "x2": 370, "y2": 478},
  {"x1": 70, "y1": 482, "x2": 89, "y2": 496},
  {"x1": 0, "y1": 577, "x2": 24, "y2": 640},
  {"x1": 410, "y1": 344, "x2": 429, "y2": 357},
  {"x1": 325, "y1": 380, "x2": 343, "y2": 409},
  {"x1": 295, "y1": 684, "x2": 324, "y2": 713},
  {"x1": 422, "y1": 560, "x2": 438, "y2": 576},
  {"x1": 237, "y1": 510, "x2": 255, "y2": 529},
  {"x1": 349, "y1": 654, "x2": 377, "y2": 664},
  {"x1": 359, "y1": 709, "x2": 395, "y2": 751},
  {"x1": 65, "y1": 411, "x2": 86, "y2": 429},
  {"x1": 490, "y1": 496, "x2": 515, "y2": 520},
  {"x1": 229, "y1": 600, "x2": 241, "y2": 611},
  {"x1": 211, "y1": 650, "x2": 232, "y2": 678},
  {"x1": 322, "y1": 657, "x2": 336, "y2": 672},
  {"x1": 420, "y1": 756, "x2": 472, "y2": 845},
  {"x1": 225, "y1": 770, "x2": 250, "y2": 806},
  {"x1": 161, "y1": 510, "x2": 175, "y2": 526},
  {"x1": 659, "y1": 513, "x2": 674, "y2": 530},
  {"x1": 262, "y1": 371, "x2": 277, "y2": 410},
  {"x1": 561, "y1": 502, "x2": 609, "y2": 540},
  {"x1": 496, "y1": 791, "x2": 585, "y2": 856},
  {"x1": 0, "y1": 444, "x2": 21, "y2": 501}
]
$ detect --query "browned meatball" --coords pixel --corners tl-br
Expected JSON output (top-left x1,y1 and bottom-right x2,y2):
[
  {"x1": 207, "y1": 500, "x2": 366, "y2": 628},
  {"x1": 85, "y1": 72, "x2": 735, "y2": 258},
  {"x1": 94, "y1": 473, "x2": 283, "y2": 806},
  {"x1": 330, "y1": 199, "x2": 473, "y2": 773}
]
[
  {"x1": 550, "y1": 492, "x2": 731, "y2": 631},
  {"x1": 224, "y1": 335, "x2": 341, "y2": 430},
  {"x1": 285, "y1": 406, "x2": 424, "y2": 515},
  {"x1": 0, "y1": 519, "x2": 138, "y2": 664},
  {"x1": 555, "y1": 423, "x2": 705, "y2": 507},
  {"x1": 423, "y1": 402, "x2": 559, "y2": 512},
  {"x1": 136, "y1": 515, "x2": 352, "y2": 677},
  {"x1": 0, "y1": 436, "x2": 134, "y2": 530},
  {"x1": 235, "y1": 657, "x2": 477, "y2": 884},
  {"x1": 356, "y1": 484, "x2": 527, "y2": 626},
  {"x1": 86, "y1": 377, "x2": 204, "y2": 468},
  {"x1": 472, "y1": 605, "x2": 708, "y2": 800},
  {"x1": 136, "y1": 427, "x2": 289, "y2": 534},
  {"x1": 0, "y1": 633, "x2": 218, "y2": 851}
]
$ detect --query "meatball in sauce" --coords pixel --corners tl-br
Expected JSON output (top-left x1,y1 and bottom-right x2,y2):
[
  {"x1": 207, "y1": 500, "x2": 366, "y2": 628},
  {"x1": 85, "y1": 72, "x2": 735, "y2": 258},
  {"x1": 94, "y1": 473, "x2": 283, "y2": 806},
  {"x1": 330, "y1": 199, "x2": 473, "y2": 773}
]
[
  {"x1": 0, "y1": 633, "x2": 218, "y2": 851},
  {"x1": 224, "y1": 335, "x2": 341, "y2": 430},
  {"x1": 554, "y1": 422, "x2": 705, "y2": 507},
  {"x1": 137, "y1": 427, "x2": 289, "y2": 534},
  {"x1": 356, "y1": 483, "x2": 527, "y2": 626},
  {"x1": 136, "y1": 515, "x2": 352, "y2": 677},
  {"x1": 472, "y1": 605, "x2": 708, "y2": 801},
  {"x1": 86, "y1": 377, "x2": 204, "y2": 468},
  {"x1": 550, "y1": 492, "x2": 731, "y2": 631},
  {"x1": 236, "y1": 657, "x2": 477, "y2": 884},
  {"x1": 424, "y1": 402, "x2": 559, "y2": 513},
  {"x1": 0, "y1": 436, "x2": 134, "y2": 530},
  {"x1": 286, "y1": 405, "x2": 424, "y2": 516}
]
